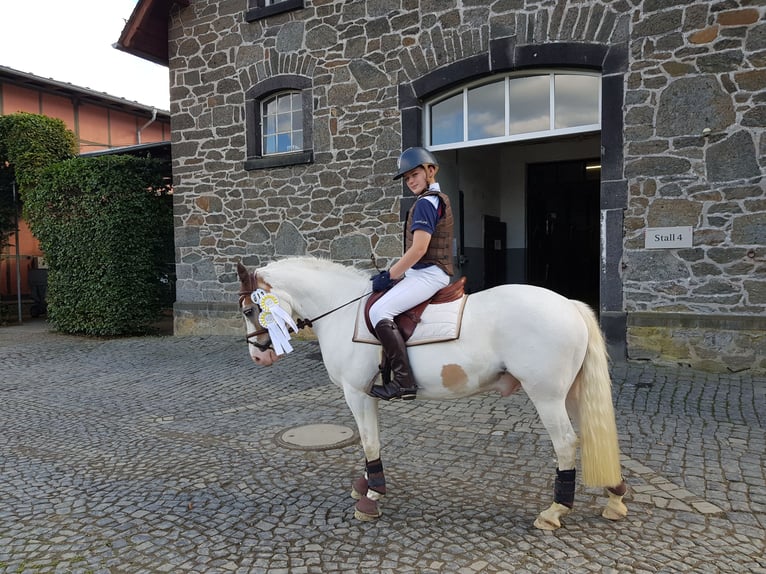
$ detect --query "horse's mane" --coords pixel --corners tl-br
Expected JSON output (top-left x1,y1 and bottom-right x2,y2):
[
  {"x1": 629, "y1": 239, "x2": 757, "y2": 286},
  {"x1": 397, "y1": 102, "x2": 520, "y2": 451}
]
[{"x1": 259, "y1": 256, "x2": 370, "y2": 284}]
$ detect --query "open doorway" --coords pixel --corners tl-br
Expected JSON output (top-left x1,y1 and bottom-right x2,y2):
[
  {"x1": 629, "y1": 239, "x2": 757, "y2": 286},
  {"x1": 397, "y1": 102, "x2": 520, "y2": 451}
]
[
  {"x1": 434, "y1": 135, "x2": 601, "y2": 297},
  {"x1": 483, "y1": 215, "x2": 506, "y2": 288},
  {"x1": 526, "y1": 159, "x2": 600, "y2": 309}
]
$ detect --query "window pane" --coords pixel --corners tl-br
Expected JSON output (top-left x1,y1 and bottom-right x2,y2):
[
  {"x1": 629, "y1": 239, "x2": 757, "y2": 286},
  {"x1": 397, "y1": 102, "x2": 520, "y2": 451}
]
[
  {"x1": 508, "y1": 75, "x2": 549, "y2": 134},
  {"x1": 264, "y1": 135, "x2": 277, "y2": 154},
  {"x1": 277, "y1": 133, "x2": 291, "y2": 153},
  {"x1": 430, "y1": 92, "x2": 463, "y2": 145},
  {"x1": 291, "y1": 130, "x2": 303, "y2": 150},
  {"x1": 262, "y1": 91, "x2": 303, "y2": 155},
  {"x1": 277, "y1": 112, "x2": 291, "y2": 132},
  {"x1": 467, "y1": 81, "x2": 505, "y2": 141},
  {"x1": 277, "y1": 94, "x2": 293, "y2": 113},
  {"x1": 554, "y1": 74, "x2": 600, "y2": 128}
]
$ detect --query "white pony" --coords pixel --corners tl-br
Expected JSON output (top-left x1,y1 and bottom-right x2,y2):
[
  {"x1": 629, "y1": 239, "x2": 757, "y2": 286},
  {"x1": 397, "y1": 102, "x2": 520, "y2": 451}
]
[{"x1": 237, "y1": 256, "x2": 628, "y2": 530}]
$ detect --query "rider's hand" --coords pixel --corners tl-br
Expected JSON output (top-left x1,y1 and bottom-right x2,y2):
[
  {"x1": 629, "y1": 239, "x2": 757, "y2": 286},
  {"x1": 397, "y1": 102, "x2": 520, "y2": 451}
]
[{"x1": 371, "y1": 270, "x2": 393, "y2": 292}]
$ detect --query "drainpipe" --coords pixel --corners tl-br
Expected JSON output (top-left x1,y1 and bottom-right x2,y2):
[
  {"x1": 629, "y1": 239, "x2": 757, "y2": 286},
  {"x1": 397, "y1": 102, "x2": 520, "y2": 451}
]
[
  {"x1": 137, "y1": 108, "x2": 158, "y2": 144},
  {"x1": 13, "y1": 182, "x2": 22, "y2": 324}
]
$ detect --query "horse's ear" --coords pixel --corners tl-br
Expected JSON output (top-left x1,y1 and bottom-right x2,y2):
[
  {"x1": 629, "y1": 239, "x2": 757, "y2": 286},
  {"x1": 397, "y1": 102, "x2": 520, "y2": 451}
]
[{"x1": 236, "y1": 262, "x2": 249, "y2": 285}]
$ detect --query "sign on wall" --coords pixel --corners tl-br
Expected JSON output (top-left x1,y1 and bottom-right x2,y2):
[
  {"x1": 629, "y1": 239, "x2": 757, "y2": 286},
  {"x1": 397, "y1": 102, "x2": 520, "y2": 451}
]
[{"x1": 644, "y1": 226, "x2": 693, "y2": 249}]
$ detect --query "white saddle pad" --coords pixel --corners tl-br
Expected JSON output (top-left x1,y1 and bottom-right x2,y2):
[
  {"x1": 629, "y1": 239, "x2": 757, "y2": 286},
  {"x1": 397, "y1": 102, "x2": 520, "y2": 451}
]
[{"x1": 352, "y1": 295, "x2": 468, "y2": 346}]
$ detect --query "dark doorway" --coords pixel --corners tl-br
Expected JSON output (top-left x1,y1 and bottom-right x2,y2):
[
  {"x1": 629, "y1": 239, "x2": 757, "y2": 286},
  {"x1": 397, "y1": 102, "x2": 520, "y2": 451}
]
[
  {"x1": 527, "y1": 159, "x2": 600, "y2": 309},
  {"x1": 483, "y1": 215, "x2": 507, "y2": 289}
]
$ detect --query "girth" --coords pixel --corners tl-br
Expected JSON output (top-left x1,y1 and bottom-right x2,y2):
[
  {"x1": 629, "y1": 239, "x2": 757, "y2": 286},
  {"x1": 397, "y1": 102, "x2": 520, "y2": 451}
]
[{"x1": 364, "y1": 276, "x2": 467, "y2": 341}]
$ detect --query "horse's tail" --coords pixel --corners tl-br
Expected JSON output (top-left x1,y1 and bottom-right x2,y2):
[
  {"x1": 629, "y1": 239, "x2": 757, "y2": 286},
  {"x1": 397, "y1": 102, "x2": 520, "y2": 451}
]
[{"x1": 571, "y1": 300, "x2": 622, "y2": 488}]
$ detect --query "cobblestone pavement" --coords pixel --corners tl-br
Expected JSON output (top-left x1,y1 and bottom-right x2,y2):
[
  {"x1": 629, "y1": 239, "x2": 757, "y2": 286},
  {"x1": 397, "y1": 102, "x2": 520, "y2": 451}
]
[{"x1": 0, "y1": 320, "x2": 764, "y2": 574}]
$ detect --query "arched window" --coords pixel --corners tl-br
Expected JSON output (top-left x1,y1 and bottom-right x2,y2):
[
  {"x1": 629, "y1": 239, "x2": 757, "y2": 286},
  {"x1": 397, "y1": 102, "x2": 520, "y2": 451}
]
[
  {"x1": 426, "y1": 71, "x2": 600, "y2": 150},
  {"x1": 245, "y1": 75, "x2": 313, "y2": 170}
]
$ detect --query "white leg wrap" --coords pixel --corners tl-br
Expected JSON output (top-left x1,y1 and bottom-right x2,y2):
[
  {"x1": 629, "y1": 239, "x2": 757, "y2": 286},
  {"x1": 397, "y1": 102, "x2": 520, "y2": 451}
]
[{"x1": 366, "y1": 488, "x2": 382, "y2": 501}]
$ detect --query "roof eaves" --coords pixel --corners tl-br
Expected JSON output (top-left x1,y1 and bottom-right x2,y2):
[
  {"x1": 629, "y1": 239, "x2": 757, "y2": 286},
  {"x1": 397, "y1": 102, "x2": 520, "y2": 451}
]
[
  {"x1": 115, "y1": 0, "x2": 189, "y2": 67},
  {"x1": 0, "y1": 64, "x2": 170, "y2": 115}
]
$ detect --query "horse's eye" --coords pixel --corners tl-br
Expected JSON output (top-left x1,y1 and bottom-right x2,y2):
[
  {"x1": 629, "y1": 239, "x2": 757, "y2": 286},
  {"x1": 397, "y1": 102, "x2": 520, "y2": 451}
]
[{"x1": 243, "y1": 308, "x2": 254, "y2": 318}]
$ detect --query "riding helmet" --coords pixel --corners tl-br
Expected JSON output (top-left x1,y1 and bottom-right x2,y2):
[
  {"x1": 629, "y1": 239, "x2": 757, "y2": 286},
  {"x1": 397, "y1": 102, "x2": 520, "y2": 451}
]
[{"x1": 393, "y1": 147, "x2": 439, "y2": 180}]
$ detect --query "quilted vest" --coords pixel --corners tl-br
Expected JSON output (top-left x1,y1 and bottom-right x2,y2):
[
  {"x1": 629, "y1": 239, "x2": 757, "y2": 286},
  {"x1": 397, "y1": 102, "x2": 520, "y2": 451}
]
[{"x1": 405, "y1": 190, "x2": 455, "y2": 276}]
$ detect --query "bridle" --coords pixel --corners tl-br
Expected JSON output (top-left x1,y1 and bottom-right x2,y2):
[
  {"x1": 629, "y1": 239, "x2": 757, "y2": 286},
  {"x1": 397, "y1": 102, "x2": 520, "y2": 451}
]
[
  {"x1": 238, "y1": 270, "x2": 371, "y2": 352},
  {"x1": 238, "y1": 287, "x2": 276, "y2": 352}
]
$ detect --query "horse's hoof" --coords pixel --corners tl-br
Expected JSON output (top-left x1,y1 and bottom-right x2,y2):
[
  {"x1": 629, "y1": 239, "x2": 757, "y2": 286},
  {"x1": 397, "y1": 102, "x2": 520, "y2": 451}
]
[
  {"x1": 354, "y1": 507, "x2": 381, "y2": 521},
  {"x1": 351, "y1": 476, "x2": 368, "y2": 500},
  {"x1": 534, "y1": 502, "x2": 570, "y2": 531},
  {"x1": 602, "y1": 505, "x2": 627, "y2": 521},
  {"x1": 602, "y1": 489, "x2": 628, "y2": 521},
  {"x1": 354, "y1": 497, "x2": 381, "y2": 521},
  {"x1": 602, "y1": 498, "x2": 628, "y2": 521},
  {"x1": 533, "y1": 516, "x2": 560, "y2": 531}
]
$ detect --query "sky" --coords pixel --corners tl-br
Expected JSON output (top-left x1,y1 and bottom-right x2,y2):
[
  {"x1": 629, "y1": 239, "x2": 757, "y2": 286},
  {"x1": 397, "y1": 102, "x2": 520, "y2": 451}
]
[{"x1": 0, "y1": 0, "x2": 170, "y2": 110}]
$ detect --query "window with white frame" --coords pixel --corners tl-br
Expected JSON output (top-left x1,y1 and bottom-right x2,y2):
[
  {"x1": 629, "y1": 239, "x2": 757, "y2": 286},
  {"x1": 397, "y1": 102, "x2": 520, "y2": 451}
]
[
  {"x1": 246, "y1": 0, "x2": 304, "y2": 21},
  {"x1": 262, "y1": 92, "x2": 303, "y2": 155},
  {"x1": 426, "y1": 71, "x2": 600, "y2": 150}
]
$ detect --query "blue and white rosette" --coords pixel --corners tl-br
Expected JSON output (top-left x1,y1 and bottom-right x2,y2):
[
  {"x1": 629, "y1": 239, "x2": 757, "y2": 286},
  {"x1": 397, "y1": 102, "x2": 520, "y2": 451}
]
[{"x1": 250, "y1": 289, "x2": 299, "y2": 355}]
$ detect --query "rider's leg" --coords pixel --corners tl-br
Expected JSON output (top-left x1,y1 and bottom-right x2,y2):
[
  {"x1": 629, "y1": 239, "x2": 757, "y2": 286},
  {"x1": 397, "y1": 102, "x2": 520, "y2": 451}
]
[
  {"x1": 367, "y1": 267, "x2": 448, "y2": 401},
  {"x1": 370, "y1": 318, "x2": 416, "y2": 400}
]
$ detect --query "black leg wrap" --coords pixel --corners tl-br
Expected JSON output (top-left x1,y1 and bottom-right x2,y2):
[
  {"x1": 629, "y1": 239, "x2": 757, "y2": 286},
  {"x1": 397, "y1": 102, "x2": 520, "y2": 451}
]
[
  {"x1": 365, "y1": 458, "x2": 386, "y2": 492},
  {"x1": 554, "y1": 468, "x2": 576, "y2": 509}
]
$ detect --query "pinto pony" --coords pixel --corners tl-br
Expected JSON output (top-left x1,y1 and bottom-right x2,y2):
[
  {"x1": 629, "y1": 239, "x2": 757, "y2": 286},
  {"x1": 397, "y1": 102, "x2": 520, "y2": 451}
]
[{"x1": 237, "y1": 257, "x2": 627, "y2": 529}]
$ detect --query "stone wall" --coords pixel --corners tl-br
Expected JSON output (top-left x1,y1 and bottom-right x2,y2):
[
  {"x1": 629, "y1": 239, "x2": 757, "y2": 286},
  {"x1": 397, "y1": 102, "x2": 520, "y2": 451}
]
[
  {"x1": 167, "y1": 0, "x2": 765, "y2": 372},
  {"x1": 620, "y1": 3, "x2": 765, "y2": 372}
]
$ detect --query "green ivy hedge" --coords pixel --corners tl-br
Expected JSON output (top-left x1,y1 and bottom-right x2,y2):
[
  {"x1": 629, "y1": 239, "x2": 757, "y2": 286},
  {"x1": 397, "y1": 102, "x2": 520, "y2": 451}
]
[
  {"x1": 0, "y1": 112, "x2": 77, "y2": 249},
  {"x1": 24, "y1": 154, "x2": 173, "y2": 336}
]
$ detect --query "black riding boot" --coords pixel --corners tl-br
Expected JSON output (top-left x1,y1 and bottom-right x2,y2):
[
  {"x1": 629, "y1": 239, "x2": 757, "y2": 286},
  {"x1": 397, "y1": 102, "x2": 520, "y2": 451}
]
[{"x1": 369, "y1": 319, "x2": 417, "y2": 401}]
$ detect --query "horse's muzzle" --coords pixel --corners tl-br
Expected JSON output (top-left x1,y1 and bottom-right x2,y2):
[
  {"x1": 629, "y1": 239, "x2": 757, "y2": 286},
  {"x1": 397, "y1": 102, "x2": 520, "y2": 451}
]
[{"x1": 250, "y1": 346, "x2": 279, "y2": 366}]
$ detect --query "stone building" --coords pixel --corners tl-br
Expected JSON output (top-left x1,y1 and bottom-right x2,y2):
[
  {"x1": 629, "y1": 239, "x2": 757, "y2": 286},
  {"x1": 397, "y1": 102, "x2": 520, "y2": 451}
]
[{"x1": 120, "y1": 0, "x2": 765, "y2": 372}]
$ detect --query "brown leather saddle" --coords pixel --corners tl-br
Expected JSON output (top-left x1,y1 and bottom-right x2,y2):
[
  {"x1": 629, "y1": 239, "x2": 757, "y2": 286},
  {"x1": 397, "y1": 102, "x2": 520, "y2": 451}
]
[{"x1": 364, "y1": 276, "x2": 467, "y2": 342}]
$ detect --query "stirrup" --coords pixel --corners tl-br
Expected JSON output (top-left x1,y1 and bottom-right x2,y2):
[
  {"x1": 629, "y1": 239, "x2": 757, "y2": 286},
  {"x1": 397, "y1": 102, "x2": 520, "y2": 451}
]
[{"x1": 369, "y1": 381, "x2": 417, "y2": 401}]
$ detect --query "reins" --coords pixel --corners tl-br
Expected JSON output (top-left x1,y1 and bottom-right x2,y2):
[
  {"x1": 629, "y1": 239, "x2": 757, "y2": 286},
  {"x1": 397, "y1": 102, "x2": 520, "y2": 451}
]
[
  {"x1": 239, "y1": 269, "x2": 371, "y2": 350},
  {"x1": 292, "y1": 293, "x2": 371, "y2": 331}
]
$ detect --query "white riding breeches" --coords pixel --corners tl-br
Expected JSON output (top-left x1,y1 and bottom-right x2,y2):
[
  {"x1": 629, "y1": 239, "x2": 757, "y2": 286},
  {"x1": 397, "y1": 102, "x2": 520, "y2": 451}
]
[{"x1": 368, "y1": 265, "x2": 450, "y2": 326}]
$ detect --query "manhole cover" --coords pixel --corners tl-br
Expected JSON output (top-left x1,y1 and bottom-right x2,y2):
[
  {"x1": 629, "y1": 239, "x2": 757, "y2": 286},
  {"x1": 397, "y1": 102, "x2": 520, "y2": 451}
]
[{"x1": 275, "y1": 423, "x2": 358, "y2": 451}]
